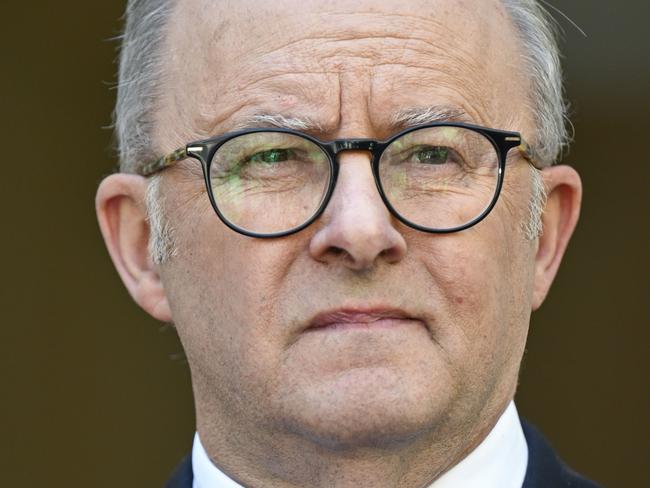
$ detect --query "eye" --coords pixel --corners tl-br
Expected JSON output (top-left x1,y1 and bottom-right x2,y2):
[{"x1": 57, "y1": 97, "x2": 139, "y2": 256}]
[
  {"x1": 411, "y1": 146, "x2": 451, "y2": 165},
  {"x1": 247, "y1": 148, "x2": 294, "y2": 165}
]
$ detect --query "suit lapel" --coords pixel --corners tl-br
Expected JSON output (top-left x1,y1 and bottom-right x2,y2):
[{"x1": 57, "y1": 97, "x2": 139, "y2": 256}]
[
  {"x1": 521, "y1": 420, "x2": 601, "y2": 488},
  {"x1": 165, "y1": 454, "x2": 193, "y2": 488}
]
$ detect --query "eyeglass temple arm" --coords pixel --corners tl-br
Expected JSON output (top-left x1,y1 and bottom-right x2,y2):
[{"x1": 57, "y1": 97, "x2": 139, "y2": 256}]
[
  {"x1": 517, "y1": 139, "x2": 546, "y2": 169},
  {"x1": 139, "y1": 147, "x2": 188, "y2": 176}
]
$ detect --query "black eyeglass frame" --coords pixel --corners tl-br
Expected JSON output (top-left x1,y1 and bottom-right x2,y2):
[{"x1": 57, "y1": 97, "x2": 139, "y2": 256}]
[{"x1": 138, "y1": 122, "x2": 543, "y2": 238}]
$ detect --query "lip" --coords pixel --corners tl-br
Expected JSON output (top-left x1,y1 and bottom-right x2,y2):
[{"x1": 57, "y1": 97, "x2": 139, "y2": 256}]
[{"x1": 306, "y1": 307, "x2": 424, "y2": 332}]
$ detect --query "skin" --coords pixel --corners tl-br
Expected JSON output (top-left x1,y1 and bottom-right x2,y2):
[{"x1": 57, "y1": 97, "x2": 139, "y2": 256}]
[{"x1": 96, "y1": 0, "x2": 582, "y2": 486}]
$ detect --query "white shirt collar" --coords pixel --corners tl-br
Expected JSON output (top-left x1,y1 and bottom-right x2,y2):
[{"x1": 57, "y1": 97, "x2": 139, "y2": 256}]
[
  {"x1": 192, "y1": 401, "x2": 528, "y2": 488},
  {"x1": 431, "y1": 401, "x2": 528, "y2": 488}
]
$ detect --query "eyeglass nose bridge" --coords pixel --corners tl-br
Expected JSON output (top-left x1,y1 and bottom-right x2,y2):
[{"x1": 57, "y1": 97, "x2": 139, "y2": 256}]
[
  {"x1": 325, "y1": 138, "x2": 389, "y2": 218},
  {"x1": 331, "y1": 139, "x2": 379, "y2": 154}
]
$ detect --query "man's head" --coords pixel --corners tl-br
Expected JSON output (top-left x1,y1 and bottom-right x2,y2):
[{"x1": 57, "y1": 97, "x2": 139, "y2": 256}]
[{"x1": 97, "y1": 0, "x2": 581, "y2": 484}]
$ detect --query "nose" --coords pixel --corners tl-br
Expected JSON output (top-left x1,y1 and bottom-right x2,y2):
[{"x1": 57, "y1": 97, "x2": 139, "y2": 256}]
[{"x1": 309, "y1": 151, "x2": 407, "y2": 271}]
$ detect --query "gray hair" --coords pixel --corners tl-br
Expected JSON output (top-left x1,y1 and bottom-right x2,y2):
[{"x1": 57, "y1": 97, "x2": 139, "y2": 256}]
[
  {"x1": 503, "y1": 0, "x2": 570, "y2": 164},
  {"x1": 144, "y1": 173, "x2": 177, "y2": 264},
  {"x1": 115, "y1": 0, "x2": 174, "y2": 175},
  {"x1": 115, "y1": 0, "x2": 564, "y2": 262}
]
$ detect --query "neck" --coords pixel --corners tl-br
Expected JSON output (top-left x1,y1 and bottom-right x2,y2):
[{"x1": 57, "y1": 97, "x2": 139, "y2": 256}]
[{"x1": 194, "y1": 399, "x2": 511, "y2": 488}]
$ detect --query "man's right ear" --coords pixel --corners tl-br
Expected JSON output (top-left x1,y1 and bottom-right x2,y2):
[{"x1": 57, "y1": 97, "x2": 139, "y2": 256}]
[{"x1": 95, "y1": 174, "x2": 172, "y2": 322}]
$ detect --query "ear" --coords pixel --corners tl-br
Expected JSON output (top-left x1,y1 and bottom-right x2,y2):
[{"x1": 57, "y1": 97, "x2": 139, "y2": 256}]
[
  {"x1": 95, "y1": 174, "x2": 172, "y2": 322},
  {"x1": 532, "y1": 165, "x2": 582, "y2": 310}
]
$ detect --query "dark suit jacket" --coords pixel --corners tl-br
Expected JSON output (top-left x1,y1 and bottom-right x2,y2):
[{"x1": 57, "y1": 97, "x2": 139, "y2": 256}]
[{"x1": 165, "y1": 421, "x2": 602, "y2": 487}]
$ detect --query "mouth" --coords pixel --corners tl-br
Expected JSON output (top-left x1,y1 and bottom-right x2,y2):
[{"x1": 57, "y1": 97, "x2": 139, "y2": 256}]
[{"x1": 306, "y1": 307, "x2": 426, "y2": 333}]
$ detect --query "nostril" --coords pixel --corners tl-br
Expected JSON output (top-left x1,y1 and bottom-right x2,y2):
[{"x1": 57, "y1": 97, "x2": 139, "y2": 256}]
[{"x1": 380, "y1": 247, "x2": 404, "y2": 263}]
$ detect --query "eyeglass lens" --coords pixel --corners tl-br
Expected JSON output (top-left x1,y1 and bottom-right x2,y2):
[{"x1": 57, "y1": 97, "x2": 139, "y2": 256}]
[
  {"x1": 378, "y1": 126, "x2": 499, "y2": 231},
  {"x1": 209, "y1": 132, "x2": 332, "y2": 234},
  {"x1": 207, "y1": 127, "x2": 499, "y2": 235}
]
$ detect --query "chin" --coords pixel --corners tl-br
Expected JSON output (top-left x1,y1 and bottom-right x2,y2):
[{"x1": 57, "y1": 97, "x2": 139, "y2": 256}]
[{"x1": 272, "y1": 365, "x2": 452, "y2": 450}]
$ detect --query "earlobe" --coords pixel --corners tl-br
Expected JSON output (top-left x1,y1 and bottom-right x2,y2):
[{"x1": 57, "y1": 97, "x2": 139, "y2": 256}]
[
  {"x1": 95, "y1": 174, "x2": 173, "y2": 322},
  {"x1": 532, "y1": 165, "x2": 582, "y2": 310}
]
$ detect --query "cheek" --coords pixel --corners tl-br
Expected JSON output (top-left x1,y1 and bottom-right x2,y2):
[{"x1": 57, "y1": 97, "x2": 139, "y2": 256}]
[
  {"x1": 423, "y1": 236, "x2": 501, "y2": 344},
  {"x1": 160, "y1": 200, "x2": 305, "y2": 389},
  {"x1": 413, "y1": 215, "x2": 533, "y2": 385}
]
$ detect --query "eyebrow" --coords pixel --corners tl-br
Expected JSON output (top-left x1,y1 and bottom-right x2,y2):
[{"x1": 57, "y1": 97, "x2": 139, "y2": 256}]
[
  {"x1": 234, "y1": 105, "x2": 473, "y2": 135},
  {"x1": 389, "y1": 106, "x2": 473, "y2": 130},
  {"x1": 237, "y1": 114, "x2": 326, "y2": 132}
]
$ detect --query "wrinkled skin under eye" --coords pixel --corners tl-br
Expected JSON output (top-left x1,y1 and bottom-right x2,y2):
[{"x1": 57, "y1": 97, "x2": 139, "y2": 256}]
[
  {"x1": 382, "y1": 145, "x2": 472, "y2": 188},
  {"x1": 210, "y1": 144, "x2": 330, "y2": 205}
]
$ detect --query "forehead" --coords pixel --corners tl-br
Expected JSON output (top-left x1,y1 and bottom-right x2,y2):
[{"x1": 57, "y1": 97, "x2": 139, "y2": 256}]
[{"x1": 157, "y1": 0, "x2": 528, "y2": 144}]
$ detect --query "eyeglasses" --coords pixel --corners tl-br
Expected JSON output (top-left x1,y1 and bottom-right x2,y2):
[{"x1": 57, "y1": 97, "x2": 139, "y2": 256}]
[{"x1": 138, "y1": 123, "x2": 542, "y2": 238}]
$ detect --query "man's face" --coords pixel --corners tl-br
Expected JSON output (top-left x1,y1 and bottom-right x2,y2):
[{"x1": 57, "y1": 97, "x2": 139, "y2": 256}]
[{"x1": 156, "y1": 0, "x2": 537, "y2": 448}]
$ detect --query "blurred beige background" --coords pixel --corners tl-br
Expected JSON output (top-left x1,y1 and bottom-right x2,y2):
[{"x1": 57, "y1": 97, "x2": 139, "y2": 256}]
[{"x1": 1, "y1": 1, "x2": 648, "y2": 486}]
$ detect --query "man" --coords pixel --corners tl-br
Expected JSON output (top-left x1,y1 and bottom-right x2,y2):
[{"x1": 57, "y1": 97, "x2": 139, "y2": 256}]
[{"x1": 96, "y1": 0, "x2": 599, "y2": 486}]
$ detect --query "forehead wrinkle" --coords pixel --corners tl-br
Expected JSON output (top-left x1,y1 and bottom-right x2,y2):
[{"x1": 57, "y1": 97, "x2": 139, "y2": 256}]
[
  {"x1": 190, "y1": 98, "x2": 248, "y2": 140},
  {"x1": 236, "y1": 7, "x2": 456, "y2": 60},
  {"x1": 425, "y1": 78, "x2": 494, "y2": 127},
  {"x1": 251, "y1": 6, "x2": 485, "y2": 52},
  {"x1": 258, "y1": 33, "x2": 440, "y2": 62},
  {"x1": 368, "y1": 64, "x2": 494, "y2": 130},
  {"x1": 219, "y1": 7, "x2": 490, "y2": 81},
  {"x1": 283, "y1": 36, "x2": 486, "y2": 78},
  {"x1": 232, "y1": 69, "x2": 331, "y2": 95},
  {"x1": 192, "y1": 70, "x2": 340, "y2": 138}
]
